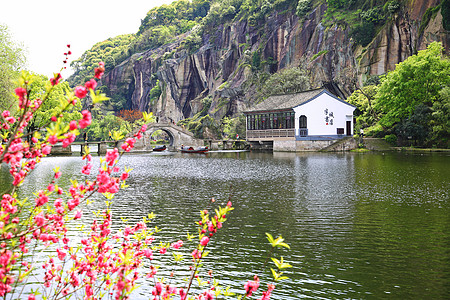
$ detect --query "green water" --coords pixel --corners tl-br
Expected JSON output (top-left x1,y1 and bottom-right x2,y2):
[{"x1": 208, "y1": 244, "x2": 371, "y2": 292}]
[{"x1": 2, "y1": 151, "x2": 449, "y2": 299}]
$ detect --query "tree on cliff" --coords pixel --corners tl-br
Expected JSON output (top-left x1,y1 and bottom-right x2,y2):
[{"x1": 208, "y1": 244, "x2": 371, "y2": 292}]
[{"x1": 262, "y1": 67, "x2": 311, "y2": 96}]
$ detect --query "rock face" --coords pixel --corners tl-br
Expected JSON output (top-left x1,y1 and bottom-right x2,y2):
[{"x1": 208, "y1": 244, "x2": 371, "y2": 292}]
[{"x1": 101, "y1": 0, "x2": 449, "y2": 122}]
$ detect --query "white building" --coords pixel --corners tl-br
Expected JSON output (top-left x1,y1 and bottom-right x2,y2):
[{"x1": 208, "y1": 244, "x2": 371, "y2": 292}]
[{"x1": 244, "y1": 88, "x2": 356, "y2": 151}]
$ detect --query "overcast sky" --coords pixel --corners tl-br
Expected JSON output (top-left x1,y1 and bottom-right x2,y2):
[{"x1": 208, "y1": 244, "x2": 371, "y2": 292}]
[{"x1": 0, "y1": 0, "x2": 172, "y2": 78}]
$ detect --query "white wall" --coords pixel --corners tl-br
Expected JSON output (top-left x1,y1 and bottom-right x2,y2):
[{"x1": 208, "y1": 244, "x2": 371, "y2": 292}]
[{"x1": 293, "y1": 93, "x2": 355, "y2": 136}]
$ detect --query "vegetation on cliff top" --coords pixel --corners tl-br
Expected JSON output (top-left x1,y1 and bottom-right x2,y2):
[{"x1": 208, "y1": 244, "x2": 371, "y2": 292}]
[{"x1": 68, "y1": 0, "x2": 422, "y2": 88}]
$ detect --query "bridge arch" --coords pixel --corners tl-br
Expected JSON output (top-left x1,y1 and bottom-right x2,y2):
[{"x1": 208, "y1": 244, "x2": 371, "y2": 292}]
[
  {"x1": 146, "y1": 128, "x2": 175, "y2": 147},
  {"x1": 133, "y1": 122, "x2": 204, "y2": 151}
]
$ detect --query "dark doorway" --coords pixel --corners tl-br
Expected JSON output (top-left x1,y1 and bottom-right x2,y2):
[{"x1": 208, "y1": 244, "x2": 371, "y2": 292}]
[{"x1": 346, "y1": 121, "x2": 352, "y2": 136}]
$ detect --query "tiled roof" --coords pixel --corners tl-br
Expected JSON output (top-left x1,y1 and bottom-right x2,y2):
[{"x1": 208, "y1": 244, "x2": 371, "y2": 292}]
[{"x1": 245, "y1": 88, "x2": 325, "y2": 113}]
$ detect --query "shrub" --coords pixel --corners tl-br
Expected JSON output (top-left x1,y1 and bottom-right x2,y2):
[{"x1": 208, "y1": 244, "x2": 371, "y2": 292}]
[
  {"x1": 351, "y1": 21, "x2": 375, "y2": 47},
  {"x1": 296, "y1": 0, "x2": 312, "y2": 17},
  {"x1": 384, "y1": 134, "x2": 398, "y2": 145}
]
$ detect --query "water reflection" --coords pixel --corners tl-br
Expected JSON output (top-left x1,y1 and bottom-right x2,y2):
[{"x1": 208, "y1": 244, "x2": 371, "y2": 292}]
[{"x1": 2, "y1": 151, "x2": 449, "y2": 299}]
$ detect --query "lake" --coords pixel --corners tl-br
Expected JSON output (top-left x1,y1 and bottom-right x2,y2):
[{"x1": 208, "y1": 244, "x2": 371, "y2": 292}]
[{"x1": 3, "y1": 150, "x2": 449, "y2": 299}]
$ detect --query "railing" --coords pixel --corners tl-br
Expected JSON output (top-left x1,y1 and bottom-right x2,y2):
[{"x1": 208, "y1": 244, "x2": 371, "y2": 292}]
[
  {"x1": 299, "y1": 128, "x2": 308, "y2": 137},
  {"x1": 246, "y1": 129, "x2": 295, "y2": 139}
]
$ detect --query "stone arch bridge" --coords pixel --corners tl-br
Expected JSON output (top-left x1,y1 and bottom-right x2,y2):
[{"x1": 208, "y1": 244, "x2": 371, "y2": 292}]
[{"x1": 133, "y1": 122, "x2": 204, "y2": 151}]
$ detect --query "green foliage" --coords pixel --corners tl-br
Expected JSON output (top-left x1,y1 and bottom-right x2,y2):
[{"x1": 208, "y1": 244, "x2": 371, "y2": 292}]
[
  {"x1": 442, "y1": 0, "x2": 450, "y2": 31},
  {"x1": 85, "y1": 110, "x2": 132, "y2": 141},
  {"x1": 383, "y1": 1, "x2": 401, "y2": 14},
  {"x1": 347, "y1": 85, "x2": 379, "y2": 131},
  {"x1": 251, "y1": 51, "x2": 261, "y2": 70},
  {"x1": 375, "y1": 42, "x2": 450, "y2": 128},
  {"x1": 384, "y1": 134, "x2": 397, "y2": 146},
  {"x1": 395, "y1": 104, "x2": 431, "y2": 146},
  {"x1": 311, "y1": 50, "x2": 329, "y2": 61},
  {"x1": 149, "y1": 80, "x2": 162, "y2": 104},
  {"x1": 360, "y1": 6, "x2": 384, "y2": 24},
  {"x1": 28, "y1": 74, "x2": 82, "y2": 129},
  {"x1": 222, "y1": 114, "x2": 246, "y2": 139},
  {"x1": 296, "y1": 0, "x2": 312, "y2": 16},
  {"x1": 69, "y1": 34, "x2": 135, "y2": 87},
  {"x1": 351, "y1": 21, "x2": 375, "y2": 46},
  {"x1": 181, "y1": 25, "x2": 203, "y2": 53},
  {"x1": 363, "y1": 75, "x2": 381, "y2": 86},
  {"x1": 177, "y1": 96, "x2": 221, "y2": 138},
  {"x1": 261, "y1": 67, "x2": 310, "y2": 96},
  {"x1": 419, "y1": 5, "x2": 441, "y2": 37},
  {"x1": 0, "y1": 25, "x2": 26, "y2": 114},
  {"x1": 430, "y1": 87, "x2": 450, "y2": 147},
  {"x1": 326, "y1": 0, "x2": 347, "y2": 9}
]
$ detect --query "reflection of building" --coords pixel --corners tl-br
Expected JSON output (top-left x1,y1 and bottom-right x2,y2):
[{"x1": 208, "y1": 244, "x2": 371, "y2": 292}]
[{"x1": 244, "y1": 88, "x2": 356, "y2": 151}]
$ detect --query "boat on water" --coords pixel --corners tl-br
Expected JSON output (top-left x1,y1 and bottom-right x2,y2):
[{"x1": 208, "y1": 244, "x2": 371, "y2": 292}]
[
  {"x1": 180, "y1": 145, "x2": 209, "y2": 153},
  {"x1": 152, "y1": 145, "x2": 167, "y2": 152}
]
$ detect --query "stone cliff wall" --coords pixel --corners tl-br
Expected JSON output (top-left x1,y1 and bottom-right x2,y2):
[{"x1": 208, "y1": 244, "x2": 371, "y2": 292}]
[{"x1": 101, "y1": 0, "x2": 449, "y2": 123}]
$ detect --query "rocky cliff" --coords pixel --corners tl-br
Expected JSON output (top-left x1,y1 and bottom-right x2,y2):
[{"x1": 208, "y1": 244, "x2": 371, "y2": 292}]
[{"x1": 100, "y1": 0, "x2": 449, "y2": 123}]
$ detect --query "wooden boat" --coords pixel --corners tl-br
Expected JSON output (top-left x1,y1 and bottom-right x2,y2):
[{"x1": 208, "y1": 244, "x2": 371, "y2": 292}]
[
  {"x1": 152, "y1": 145, "x2": 167, "y2": 152},
  {"x1": 180, "y1": 146, "x2": 209, "y2": 153}
]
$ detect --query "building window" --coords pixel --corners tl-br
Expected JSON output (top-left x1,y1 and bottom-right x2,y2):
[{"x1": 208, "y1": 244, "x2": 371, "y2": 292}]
[
  {"x1": 337, "y1": 128, "x2": 344, "y2": 135},
  {"x1": 299, "y1": 115, "x2": 307, "y2": 128}
]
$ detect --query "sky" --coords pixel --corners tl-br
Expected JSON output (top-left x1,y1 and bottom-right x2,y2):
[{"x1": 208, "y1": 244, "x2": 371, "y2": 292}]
[{"x1": 0, "y1": 0, "x2": 173, "y2": 78}]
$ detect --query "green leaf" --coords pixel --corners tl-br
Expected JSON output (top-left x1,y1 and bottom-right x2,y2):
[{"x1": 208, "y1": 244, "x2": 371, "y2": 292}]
[
  {"x1": 90, "y1": 89, "x2": 109, "y2": 104},
  {"x1": 266, "y1": 233, "x2": 290, "y2": 249},
  {"x1": 271, "y1": 256, "x2": 292, "y2": 269}
]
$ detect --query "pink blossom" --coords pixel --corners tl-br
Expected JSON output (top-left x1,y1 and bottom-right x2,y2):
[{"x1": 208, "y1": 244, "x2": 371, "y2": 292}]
[
  {"x1": 74, "y1": 210, "x2": 82, "y2": 219},
  {"x1": 74, "y1": 86, "x2": 88, "y2": 99},
  {"x1": 191, "y1": 249, "x2": 201, "y2": 259},
  {"x1": 259, "y1": 284, "x2": 275, "y2": 300},
  {"x1": 179, "y1": 288, "x2": 186, "y2": 300},
  {"x1": 94, "y1": 62, "x2": 105, "y2": 79},
  {"x1": 171, "y1": 240, "x2": 183, "y2": 249},
  {"x1": 84, "y1": 79, "x2": 97, "y2": 90},
  {"x1": 47, "y1": 184, "x2": 55, "y2": 192},
  {"x1": 120, "y1": 172, "x2": 129, "y2": 181},
  {"x1": 69, "y1": 120, "x2": 78, "y2": 131},
  {"x1": 54, "y1": 198, "x2": 63, "y2": 207},
  {"x1": 143, "y1": 249, "x2": 153, "y2": 259},
  {"x1": 2, "y1": 110, "x2": 10, "y2": 118},
  {"x1": 56, "y1": 248, "x2": 66, "y2": 260},
  {"x1": 42, "y1": 144, "x2": 52, "y2": 155},
  {"x1": 5, "y1": 117, "x2": 15, "y2": 124},
  {"x1": 244, "y1": 276, "x2": 260, "y2": 297},
  {"x1": 34, "y1": 213, "x2": 45, "y2": 227},
  {"x1": 121, "y1": 138, "x2": 136, "y2": 152},
  {"x1": 78, "y1": 110, "x2": 92, "y2": 129},
  {"x1": 200, "y1": 236, "x2": 210, "y2": 246},
  {"x1": 105, "y1": 149, "x2": 119, "y2": 166},
  {"x1": 50, "y1": 73, "x2": 62, "y2": 86},
  {"x1": 35, "y1": 192, "x2": 49, "y2": 207},
  {"x1": 15, "y1": 87, "x2": 26, "y2": 99},
  {"x1": 48, "y1": 135, "x2": 58, "y2": 145},
  {"x1": 154, "y1": 282, "x2": 163, "y2": 295},
  {"x1": 81, "y1": 164, "x2": 91, "y2": 175}
]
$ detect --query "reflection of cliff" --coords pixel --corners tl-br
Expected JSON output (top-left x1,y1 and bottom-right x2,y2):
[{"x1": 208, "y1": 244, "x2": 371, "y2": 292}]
[{"x1": 101, "y1": 0, "x2": 449, "y2": 122}]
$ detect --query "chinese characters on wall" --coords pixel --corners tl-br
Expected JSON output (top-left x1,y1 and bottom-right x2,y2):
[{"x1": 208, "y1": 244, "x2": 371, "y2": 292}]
[{"x1": 324, "y1": 108, "x2": 334, "y2": 125}]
